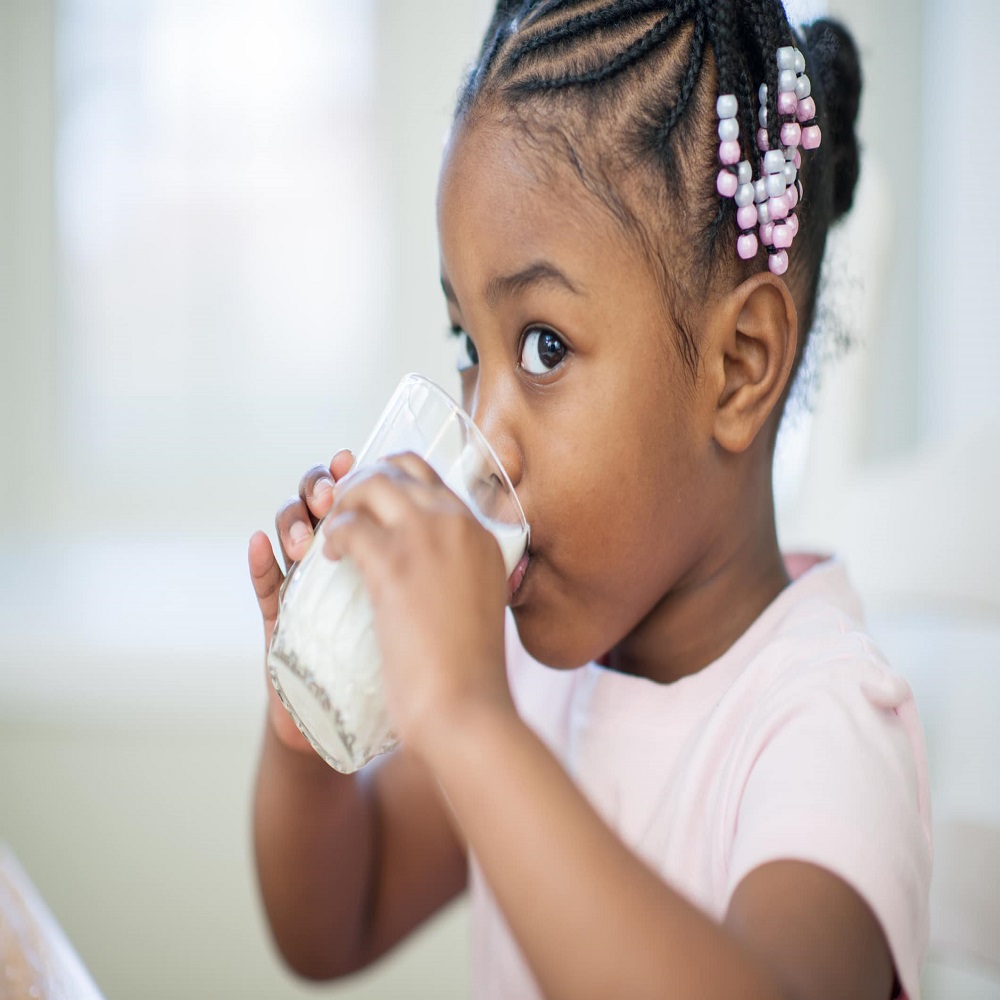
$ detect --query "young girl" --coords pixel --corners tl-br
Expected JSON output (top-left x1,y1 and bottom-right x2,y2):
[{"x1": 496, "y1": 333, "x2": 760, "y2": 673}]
[{"x1": 249, "y1": 3, "x2": 931, "y2": 998}]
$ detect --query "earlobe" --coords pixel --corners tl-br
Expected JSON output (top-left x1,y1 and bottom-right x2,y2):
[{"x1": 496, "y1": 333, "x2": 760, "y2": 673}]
[{"x1": 711, "y1": 272, "x2": 798, "y2": 454}]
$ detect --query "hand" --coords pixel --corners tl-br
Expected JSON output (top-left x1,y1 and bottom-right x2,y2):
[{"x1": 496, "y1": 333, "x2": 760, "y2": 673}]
[
  {"x1": 322, "y1": 453, "x2": 516, "y2": 763},
  {"x1": 248, "y1": 449, "x2": 355, "y2": 752}
]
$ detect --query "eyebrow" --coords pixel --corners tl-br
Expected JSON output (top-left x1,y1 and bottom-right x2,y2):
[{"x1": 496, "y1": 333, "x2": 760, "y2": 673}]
[{"x1": 440, "y1": 261, "x2": 582, "y2": 309}]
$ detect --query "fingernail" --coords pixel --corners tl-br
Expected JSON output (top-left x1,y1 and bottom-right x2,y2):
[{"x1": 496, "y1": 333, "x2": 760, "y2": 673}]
[
  {"x1": 289, "y1": 521, "x2": 310, "y2": 547},
  {"x1": 314, "y1": 477, "x2": 334, "y2": 499}
]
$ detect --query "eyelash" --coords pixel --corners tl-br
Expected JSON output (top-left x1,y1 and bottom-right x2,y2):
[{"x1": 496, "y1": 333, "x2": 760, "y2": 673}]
[{"x1": 447, "y1": 324, "x2": 570, "y2": 375}]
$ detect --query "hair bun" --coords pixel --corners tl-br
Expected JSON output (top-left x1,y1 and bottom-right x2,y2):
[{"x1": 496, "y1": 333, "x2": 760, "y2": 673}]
[{"x1": 801, "y1": 18, "x2": 862, "y2": 221}]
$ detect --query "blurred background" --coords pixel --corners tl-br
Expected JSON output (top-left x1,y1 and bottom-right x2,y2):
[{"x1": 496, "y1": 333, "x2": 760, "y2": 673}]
[{"x1": 1, "y1": 0, "x2": 997, "y2": 997}]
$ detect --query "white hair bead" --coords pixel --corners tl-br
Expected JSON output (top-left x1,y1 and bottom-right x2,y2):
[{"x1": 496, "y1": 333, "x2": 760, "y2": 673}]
[
  {"x1": 754, "y1": 178, "x2": 768, "y2": 204},
  {"x1": 759, "y1": 83, "x2": 768, "y2": 105},
  {"x1": 763, "y1": 149, "x2": 785, "y2": 175},
  {"x1": 716, "y1": 94, "x2": 738, "y2": 119},
  {"x1": 793, "y1": 48, "x2": 806, "y2": 74},
  {"x1": 737, "y1": 160, "x2": 752, "y2": 186},
  {"x1": 718, "y1": 117, "x2": 739, "y2": 142},
  {"x1": 757, "y1": 199, "x2": 771, "y2": 225},
  {"x1": 777, "y1": 46, "x2": 797, "y2": 71},
  {"x1": 765, "y1": 171, "x2": 787, "y2": 198},
  {"x1": 778, "y1": 69, "x2": 797, "y2": 95},
  {"x1": 795, "y1": 74, "x2": 812, "y2": 100},
  {"x1": 735, "y1": 182, "x2": 755, "y2": 207},
  {"x1": 783, "y1": 161, "x2": 798, "y2": 186},
  {"x1": 758, "y1": 106, "x2": 768, "y2": 128}
]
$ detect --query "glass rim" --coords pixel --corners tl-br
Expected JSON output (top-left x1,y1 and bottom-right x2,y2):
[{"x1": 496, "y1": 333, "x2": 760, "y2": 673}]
[{"x1": 361, "y1": 372, "x2": 529, "y2": 534}]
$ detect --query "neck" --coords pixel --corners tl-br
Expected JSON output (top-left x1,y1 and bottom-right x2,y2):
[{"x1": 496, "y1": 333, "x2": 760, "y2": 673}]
[{"x1": 606, "y1": 497, "x2": 790, "y2": 686}]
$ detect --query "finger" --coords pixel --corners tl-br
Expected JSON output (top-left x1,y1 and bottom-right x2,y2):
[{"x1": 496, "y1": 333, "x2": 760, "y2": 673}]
[
  {"x1": 328, "y1": 466, "x2": 435, "y2": 534},
  {"x1": 298, "y1": 464, "x2": 338, "y2": 523},
  {"x1": 323, "y1": 510, "x2": 390, "y2": 590},
  {"x1": 382, "y1": 451, "x2": 443, "y2": 487},
  {"x1": 275, "y1": 496, "x2": 316, "y2": 571},
  {"x1": 330, "y1": 449, "x2": 354, "y2": 481},
  {"x1": 248, "y1": 531, "x2": 284, "y2": 644}
]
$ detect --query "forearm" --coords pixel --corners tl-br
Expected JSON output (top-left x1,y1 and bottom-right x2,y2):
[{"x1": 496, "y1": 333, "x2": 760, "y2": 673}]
[
  {"x1": 253, "y1": 718, "x2": 377, "y2": 979},
  {"x1": 425, "y1": 706, "x2": 788, "y2": 1000}
]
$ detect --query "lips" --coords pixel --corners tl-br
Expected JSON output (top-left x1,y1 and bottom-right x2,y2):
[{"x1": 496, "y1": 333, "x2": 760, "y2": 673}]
[{"x1": 507, "y1": 550, "x2": 530, "y2": 604}]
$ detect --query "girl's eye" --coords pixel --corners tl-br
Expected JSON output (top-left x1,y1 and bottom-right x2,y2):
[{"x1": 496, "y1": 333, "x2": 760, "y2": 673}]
[
  {"x1": 519, "y1": 327, "x2": 568, "y2": 375},
  {"x1": 452, "y1": 328, "x2": 479, "y2": 372}
]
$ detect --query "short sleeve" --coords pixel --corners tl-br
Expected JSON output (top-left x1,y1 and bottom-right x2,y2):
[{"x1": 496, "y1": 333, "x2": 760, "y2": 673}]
[{"x1": 726, "y1": 656, "x2": 932, "y2": 1000}]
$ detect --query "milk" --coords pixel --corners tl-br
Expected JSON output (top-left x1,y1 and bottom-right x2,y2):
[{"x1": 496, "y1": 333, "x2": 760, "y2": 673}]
[{"x1": 267, "y1": 511, "x2": 528, "y2": 773}]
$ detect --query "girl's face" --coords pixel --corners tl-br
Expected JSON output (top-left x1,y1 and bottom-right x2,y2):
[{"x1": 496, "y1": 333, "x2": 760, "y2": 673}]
[{"x1": 437, "y1": 123, "x2": 722, "y2": 670}]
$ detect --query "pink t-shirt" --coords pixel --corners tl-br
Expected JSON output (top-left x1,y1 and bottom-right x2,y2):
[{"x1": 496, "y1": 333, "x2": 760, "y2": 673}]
[{"x1": 471, "y1": 558, "x2": 932, "y2": 999}]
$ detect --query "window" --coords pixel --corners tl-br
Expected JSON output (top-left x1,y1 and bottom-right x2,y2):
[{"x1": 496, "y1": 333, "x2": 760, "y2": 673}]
[{"x1": 56, "y1": 0, "x2": 384, "y2": 531}]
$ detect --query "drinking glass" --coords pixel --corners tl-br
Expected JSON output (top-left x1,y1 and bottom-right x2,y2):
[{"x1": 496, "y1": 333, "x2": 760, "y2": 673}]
[{"x1": 267, "y1": 373, "x2": 529, "y2": 773}]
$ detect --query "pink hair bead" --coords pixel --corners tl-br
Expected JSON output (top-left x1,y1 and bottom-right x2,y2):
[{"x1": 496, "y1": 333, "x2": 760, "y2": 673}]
[
  {"x1": 787, "y1": 212, "x2": 800, "y2": 236},
  {"x1": 794, "y1": 149, "x2": 802, "y2": 169},
  {"x1": 801, "y1": 125, "x2": 822, "y2": 150},
  {"x1": 737, "y1": 233, "x2": 759, "y2": 260},
  {"x1": 768, "y1": 194, "x2": 790, "y2": 220},
  {"x1": 796, "y1": 97, "x2": 817, "y2": 123},
  {"x1": 757, "y1": 128, "x2": 769, "y2": 152},
  {"x1": 773, "y1": 223, "x2": 794, "y2": 249},
  {"x1": 737, "y1": 204, "x2": 758, "y2": 230},
  {"x1": 777, "y1": 91, "x2": 798, "y2": 116},
  {"x1": 719, "y1": 140, "x2": 741, "y2": 165},
  {"x1": 780, "y1": 122, "x2": 801, "y2": 147},
  {"x1": 760, "y1": 221, "x2": 775, "y2": 246},
  {"x1": 769, "y1": 250, "x2": 789, "y2": 275},
  {"x1": 787, "y1": 183, "x2": 799, "y2": 209},
  {"x1": 716, "y1": 169, "x2": 739, "y2": 198}
]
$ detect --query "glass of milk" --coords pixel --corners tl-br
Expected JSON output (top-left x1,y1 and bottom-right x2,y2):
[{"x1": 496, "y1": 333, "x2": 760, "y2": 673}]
[{"x1": 267, "y1": 373, "x2": 529, "y2": 773}]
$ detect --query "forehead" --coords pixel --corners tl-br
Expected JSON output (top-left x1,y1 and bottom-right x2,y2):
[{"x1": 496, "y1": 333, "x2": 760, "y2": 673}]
[{"x1": 436, "y1": 121, "x2": 640, "y2": 291}]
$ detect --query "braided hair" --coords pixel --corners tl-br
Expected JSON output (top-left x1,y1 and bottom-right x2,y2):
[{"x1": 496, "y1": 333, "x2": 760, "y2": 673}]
[{"x1": 455, "y1": 0, "x2": 862, "y2": 377}]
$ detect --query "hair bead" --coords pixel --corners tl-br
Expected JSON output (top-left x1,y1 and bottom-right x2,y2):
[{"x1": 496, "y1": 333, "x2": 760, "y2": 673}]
[
  {"x1": 768, "y1": 193, "x2": 790, "y2": 220},
  {"x1": 716, "y1": 168, "x2": 739, "y2": 197},
  {"x1": 716, "y1": 93, "x2": 738, "y2": 119},
  {"x1": 801, "y1": 125, "x2": 822, "y2": 150},
  {"x1": 765, "y1": 171, "x2": 786, "y2": 198},
  {"x1": 780, "y1": 122, "x2": 801, "y2": 147},
  {"x1": 776, "y1": 46, "x2": 797, "y2": 71},
  {"x1": 737, "y1": 233, "x2": 759, "y2": 259},
  {"x1": 735, "y1": 182, "x2": 756, "y2": 207},
  {"x1": 718, "y1": 117, "x2": 739, "y2": 142},
  {"x1": 777, "y1": 91, "x2": 798, "y2": 116},
  {"x1": 737, "y1": 203, "x2": 759, "y2": 230},
  {"x1": 772, "y1": 223, "x2": 794, "y2": 249},
  {"x1": 768, "y1": 249, "x2": 789, "y2": 275}
]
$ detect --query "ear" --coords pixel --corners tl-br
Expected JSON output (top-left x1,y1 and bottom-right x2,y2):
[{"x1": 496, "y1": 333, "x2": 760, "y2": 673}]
[{"x1": 706, "y1": 272, "x2": 799, "y2": 454}]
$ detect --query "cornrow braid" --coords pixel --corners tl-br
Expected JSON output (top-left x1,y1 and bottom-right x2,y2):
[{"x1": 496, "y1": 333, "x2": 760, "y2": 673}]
[
  {"x1": 512, "y1": 5, "x2": 695, "y2": 93},
  {"x1": 507, "y1": 0, "x2": 670, "y2": 73},
  {"x1": 651, "y1": 7, "x2": 705, "y2": 145}
]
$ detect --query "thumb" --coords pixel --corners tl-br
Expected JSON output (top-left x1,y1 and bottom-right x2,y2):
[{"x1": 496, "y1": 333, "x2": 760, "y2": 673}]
[{"x1": 248, "y1": 530, "x2": 284, "y2": 646}]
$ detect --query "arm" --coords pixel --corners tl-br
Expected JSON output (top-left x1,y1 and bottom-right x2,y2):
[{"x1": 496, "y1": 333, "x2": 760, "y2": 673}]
[
  {"x1": 249, "y1": 457, "x2": 467, "y2": 980},
  {"x1": 252, "y1": 729, "x2": 467, "y2": 979},
  {"x1": 422, "y1": 702, "x2": 894, "y2": 1000},
  {"x1": 325, "y1": 458, "x2": 896, "y2": 1000}
]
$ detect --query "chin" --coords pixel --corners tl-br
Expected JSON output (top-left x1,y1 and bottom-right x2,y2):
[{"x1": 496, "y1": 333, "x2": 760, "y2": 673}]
[{"x1": 510, "y1": 605, "x2": 596, "y2": 670}]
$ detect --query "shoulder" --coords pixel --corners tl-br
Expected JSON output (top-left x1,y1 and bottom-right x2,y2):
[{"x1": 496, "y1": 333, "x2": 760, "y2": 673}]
[{"x1": 720, "y1": 562, "x2": 932, "y2": 1000}]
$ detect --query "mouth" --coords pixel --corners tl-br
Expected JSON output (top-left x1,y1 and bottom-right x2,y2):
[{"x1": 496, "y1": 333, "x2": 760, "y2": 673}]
[{"x1": 507, "y1": 549, "x2": 531, "y2": 605}]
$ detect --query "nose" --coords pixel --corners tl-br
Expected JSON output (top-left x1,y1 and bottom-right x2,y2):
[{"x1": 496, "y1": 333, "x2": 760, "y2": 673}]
[{"x1": 469, "y1": 380, "x2": 523, "y2": 490}]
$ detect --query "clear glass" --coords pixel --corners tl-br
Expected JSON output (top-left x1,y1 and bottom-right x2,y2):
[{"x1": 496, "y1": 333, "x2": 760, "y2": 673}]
[{"x1": 267, "y1": 373, "x2": 529, "y2": 773}]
